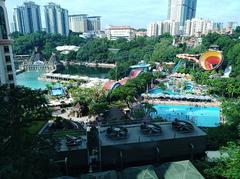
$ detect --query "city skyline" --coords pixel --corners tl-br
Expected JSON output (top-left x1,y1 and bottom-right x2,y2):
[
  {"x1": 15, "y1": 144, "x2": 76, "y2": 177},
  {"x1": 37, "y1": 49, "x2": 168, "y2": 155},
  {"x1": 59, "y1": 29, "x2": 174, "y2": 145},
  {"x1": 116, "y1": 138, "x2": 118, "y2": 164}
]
[{"x1": 6, "y1": 0, "x2": 240, "y2": 29}]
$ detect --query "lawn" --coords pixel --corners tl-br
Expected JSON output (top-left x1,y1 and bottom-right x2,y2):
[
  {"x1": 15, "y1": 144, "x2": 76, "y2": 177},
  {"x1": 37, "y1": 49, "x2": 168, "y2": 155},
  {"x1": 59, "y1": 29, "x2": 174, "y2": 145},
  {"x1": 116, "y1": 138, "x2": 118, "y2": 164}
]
[
  {"x1": 25, "y1": 121, "x2": 46, "y2": 135},
  {"x1": 49, "y1": 130, "x2": 86, "y2": 139}
]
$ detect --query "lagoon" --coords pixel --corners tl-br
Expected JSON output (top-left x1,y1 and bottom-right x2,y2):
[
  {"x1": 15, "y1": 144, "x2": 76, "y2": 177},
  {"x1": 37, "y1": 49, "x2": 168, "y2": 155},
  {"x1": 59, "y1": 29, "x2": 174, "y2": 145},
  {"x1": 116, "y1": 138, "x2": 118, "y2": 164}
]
[
  {"x1": 17, "y1": 71, "x2": 49, "y2": 90},
  {"x1": 56, "y1": 65, "x2": 110, "y2": 78},
  {"x1": 16, "y1": 65, "x2": 110, "y2": 90}
]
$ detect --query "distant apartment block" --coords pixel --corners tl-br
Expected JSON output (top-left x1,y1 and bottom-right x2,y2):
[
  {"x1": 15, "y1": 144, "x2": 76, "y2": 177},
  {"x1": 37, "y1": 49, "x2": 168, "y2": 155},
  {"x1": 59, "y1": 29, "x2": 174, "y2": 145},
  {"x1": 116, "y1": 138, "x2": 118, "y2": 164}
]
[
  {"x1": 184, "y1": 18, "x2": 213, "y2": 37},
  {"x1": 69, "y1": 14, "x2": 88, "y2": 33},
  {"x1": 87, "y1": 16, "x2": 101, "y2": 33},
  {"x1": 106, "y1": 26, "x2": 136, "y2": 40},
  {"x1": 147, "y1": 23, "x2": 158, "y2": 37},
  {"x1": 13, "y1": 1, "x2": 42, "y2": 34},
  {"x1": 135, "y1": 30, "x2": 147, "y2": 37},
  {"x1": 147, "y1": 20, "x2": 180, "y2": 37},
  {"x1": 213, "y1": 22, "x2": 224, "y2": 33},
  {"x1": 44, "y1": 3, "x2": 69, "y2": 36},
  {"x1": 226, "y1": 22, "x2": 238, "y2": 33},
  {"x1": 0, "y1": 0, "x2": 16, "y2": 87}
]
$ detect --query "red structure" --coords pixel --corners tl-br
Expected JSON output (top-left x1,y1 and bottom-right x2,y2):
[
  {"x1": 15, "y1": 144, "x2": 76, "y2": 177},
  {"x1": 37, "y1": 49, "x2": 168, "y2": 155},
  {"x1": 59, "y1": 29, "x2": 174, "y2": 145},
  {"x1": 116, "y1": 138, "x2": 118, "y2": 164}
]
[
  {"x1": 176, "y1": 50, "x2": 223, "y2": 71},
  {"x1": 104, "y1": 69, "x2": 144, "y2": 91}
]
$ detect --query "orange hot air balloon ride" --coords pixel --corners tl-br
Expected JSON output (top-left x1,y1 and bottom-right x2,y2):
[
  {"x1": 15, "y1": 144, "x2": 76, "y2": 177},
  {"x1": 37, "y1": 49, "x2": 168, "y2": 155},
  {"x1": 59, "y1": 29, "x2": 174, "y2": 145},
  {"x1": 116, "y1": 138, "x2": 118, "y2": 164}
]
[{"x1": 199, "y1": 50, "x2": 223, "y2": 71}]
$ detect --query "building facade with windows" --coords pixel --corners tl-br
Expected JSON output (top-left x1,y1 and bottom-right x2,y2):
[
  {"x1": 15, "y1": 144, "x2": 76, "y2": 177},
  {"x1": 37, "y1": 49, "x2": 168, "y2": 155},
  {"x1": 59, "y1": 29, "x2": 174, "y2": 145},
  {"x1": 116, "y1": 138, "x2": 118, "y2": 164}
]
[
  {"x1": 13, "y1": 1, "x2": 42, "y2": 34},
  {"x1": 87, "y1": 16, "x2": 101, "y2": 33},
  {"x1": 168, "y1": 0, "x2": 197, "y2": 29},
  {"x1": 147, "y1": 22, "x2": 158, "y2": 37},
  {"x1": 0, "y1": 0, "x2": 16, "y2": 87},
  {"x1": 106, "y1": 26, "x2": 136, "y2": 40},
  {"x1": 184, "y1": 18, "x2": 213, "y2": 37},
  {"x1": 147, "y1": 20, "x2": 180, "y2": 37},
  {"x1": 44, "y1": 3, "x2": 69, "y2": 36},
  {"x1": 69, "y1": 14, "x2": 88, "y2": 33}
]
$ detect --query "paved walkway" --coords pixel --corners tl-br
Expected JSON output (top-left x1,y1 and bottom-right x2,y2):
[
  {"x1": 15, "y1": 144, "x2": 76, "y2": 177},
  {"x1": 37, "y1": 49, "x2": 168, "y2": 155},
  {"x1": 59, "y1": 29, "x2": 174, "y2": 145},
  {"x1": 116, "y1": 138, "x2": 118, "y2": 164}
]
[
  {"x1": 145, "y1": 99, "x2": 221, "y2": 107},
  {"x1": 53, "y1": 108, "x2": 96, "y2": 123}
]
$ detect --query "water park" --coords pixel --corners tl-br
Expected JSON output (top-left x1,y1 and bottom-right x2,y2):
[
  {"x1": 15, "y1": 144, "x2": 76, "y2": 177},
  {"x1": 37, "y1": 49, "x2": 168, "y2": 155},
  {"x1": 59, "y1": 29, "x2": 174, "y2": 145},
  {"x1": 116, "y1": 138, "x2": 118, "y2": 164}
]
[{"x1": 16, "y1": 45, "x2": 224, "y2": 129}]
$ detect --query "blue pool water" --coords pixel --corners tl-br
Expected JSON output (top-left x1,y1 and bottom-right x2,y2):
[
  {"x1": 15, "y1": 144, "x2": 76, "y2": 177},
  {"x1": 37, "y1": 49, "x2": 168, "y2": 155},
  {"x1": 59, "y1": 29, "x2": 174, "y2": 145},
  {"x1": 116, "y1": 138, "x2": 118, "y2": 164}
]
[
  {"x1": 152, "y1": 104, "x2": 220, "y2": 127},
  {"x1": 17, "y1": 71, "x2": 49, "y2": 90},
  {"x1": 149, "y1": 88, "x2": 177, "y2": 95},
  {"x1": 51, "y1": 88, "x2": 65, "y2": 96}
]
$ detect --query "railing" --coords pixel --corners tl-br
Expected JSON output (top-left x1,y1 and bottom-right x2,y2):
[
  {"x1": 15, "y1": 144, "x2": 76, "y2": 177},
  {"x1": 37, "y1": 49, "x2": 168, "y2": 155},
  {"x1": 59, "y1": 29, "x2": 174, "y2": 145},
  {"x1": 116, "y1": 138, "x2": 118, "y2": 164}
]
[{"x1": 0, "y1": 39, "x2": 13, "y2": 45}]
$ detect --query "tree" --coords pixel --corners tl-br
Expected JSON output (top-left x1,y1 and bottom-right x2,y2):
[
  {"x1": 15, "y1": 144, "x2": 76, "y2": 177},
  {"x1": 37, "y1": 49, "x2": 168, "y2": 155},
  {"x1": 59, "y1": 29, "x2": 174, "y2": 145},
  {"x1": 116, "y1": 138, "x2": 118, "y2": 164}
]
[
  {"x1": 151, "y1": 38, "x2": 179, "y2": 63},
  {"x1": 0, "y1": 86, "x2": 61, "y2": 178},
  {"x1": 204, "y1": 142, "x2": 240, "y2": 179},
  {"x1": 77, "y1": 38, "x2": 109, "y2": 62}
]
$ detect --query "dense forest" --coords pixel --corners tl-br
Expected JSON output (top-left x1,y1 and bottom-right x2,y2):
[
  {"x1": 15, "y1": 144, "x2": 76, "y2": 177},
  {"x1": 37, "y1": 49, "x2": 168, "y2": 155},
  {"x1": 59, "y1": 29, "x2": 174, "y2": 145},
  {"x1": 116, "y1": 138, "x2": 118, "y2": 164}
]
[{"x1": 12, "y1": 28, "x2": 240, "y2": 79}]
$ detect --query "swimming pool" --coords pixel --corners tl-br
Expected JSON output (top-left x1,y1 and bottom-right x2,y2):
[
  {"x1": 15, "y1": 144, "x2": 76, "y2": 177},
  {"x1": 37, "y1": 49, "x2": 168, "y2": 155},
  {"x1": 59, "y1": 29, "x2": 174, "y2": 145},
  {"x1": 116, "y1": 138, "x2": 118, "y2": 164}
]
[
  {"x1": 148, "y1": 88, "x2": 177, "y2": 95},
  {"x1": 51, "y1": 88, "x2": 65, "y2": 96},
  {"x1": 151, "y1": 104, "x2": 220, "y2": 127}
]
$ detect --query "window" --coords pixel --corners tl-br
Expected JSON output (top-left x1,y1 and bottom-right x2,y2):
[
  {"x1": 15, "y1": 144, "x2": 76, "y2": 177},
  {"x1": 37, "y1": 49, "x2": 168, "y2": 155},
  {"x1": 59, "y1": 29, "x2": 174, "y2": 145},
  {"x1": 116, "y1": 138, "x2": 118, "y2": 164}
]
[
  {"x1": 8, "y1": 74, "x2": 13, "y2": 81},
  {"x1": 4, "y1": 46, "x2": 9, "y2": 53},
  {"x1": 5, "y1": 56, "x2": 11, "y2": 63},
  {"x1": 7, "y1": 65, "x2": 12, "y2": 72},
  {"x1": 0, "y1": 7, "x2": 8, "y2": 39},
  {"x1": 10, "y1": 84, "x2": 15, "y2": 89}
]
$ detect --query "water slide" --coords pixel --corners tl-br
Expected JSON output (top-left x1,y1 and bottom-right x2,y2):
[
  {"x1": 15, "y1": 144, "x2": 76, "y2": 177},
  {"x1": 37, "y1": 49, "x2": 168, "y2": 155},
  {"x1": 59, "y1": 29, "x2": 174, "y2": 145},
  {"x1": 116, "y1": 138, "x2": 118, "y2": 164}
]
[
  {"x1": 186, "y1": 82, "x2": 193, "y2": 92},
  {"x1": 222, "y1": 65, "x2": 232, "y2": 78},
  {"x1": 173, "y1": 60, "x2": 185, "y2": 73}
]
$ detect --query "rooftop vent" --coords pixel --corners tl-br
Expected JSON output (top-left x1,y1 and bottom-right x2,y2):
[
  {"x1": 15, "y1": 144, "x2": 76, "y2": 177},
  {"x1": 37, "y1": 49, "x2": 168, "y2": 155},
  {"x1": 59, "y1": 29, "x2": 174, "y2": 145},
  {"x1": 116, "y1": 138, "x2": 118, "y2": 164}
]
[
  {"x1": 172, "y1": 120, "x2": 194, "y2": 133},
  {"x1": 106, "y1": 126, "x2": 128, "y2": 139},
  {"x1": 66, "y1": 135, "x2": 82, "y2": 146},
  {"x1": 140, "y1": 123, "x2": 162, "y2": 135}
]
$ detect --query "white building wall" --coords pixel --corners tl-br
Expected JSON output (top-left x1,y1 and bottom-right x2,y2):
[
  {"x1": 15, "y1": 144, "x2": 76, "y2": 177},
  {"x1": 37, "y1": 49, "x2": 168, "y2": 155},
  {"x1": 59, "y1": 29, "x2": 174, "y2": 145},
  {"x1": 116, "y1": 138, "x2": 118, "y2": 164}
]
[
  {"x1": 69, "y1": 15, "x2": 87, "y2": 33},
  {"x1": 0, "y1": 0, "x2": 16, "y2": 86},
  {"x1": 157, "y1": 22, "x2": 163, "y2": 36},
  {"x1": 106, "y1": 27, "x2": 136, "y2": 40},
  {"x1": 186, "y1": 18, "x2": 214, "y2": 37},
  {"x1": 147, "y1": 23, "x2": 158, "y2": 37}
]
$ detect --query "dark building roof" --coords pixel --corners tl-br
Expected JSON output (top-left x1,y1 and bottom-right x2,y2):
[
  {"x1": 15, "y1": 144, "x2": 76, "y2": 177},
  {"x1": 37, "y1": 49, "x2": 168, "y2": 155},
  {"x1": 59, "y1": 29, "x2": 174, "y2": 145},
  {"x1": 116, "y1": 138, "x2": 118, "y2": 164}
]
[
  {"x1": 156, "y1": 160, "x2": 204, "y2": 179},
  {"x1": 99, "y1": 123, "x2": 206, "y2": 147}
]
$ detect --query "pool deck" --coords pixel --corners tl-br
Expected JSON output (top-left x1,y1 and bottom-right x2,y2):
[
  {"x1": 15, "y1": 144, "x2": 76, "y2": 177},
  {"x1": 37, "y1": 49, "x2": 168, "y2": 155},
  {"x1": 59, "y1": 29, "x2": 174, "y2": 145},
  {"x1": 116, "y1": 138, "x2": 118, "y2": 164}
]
[{"x1": 144, "y1": 99, "x2": 221, "y2": 107}]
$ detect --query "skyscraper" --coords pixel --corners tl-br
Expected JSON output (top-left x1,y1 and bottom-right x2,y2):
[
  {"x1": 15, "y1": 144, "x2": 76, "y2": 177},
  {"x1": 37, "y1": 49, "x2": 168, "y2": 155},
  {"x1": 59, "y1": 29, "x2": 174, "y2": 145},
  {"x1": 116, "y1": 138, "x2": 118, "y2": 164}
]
[
  {"x1": 13, "y1": 1, "x2": 42, "y2": 34},
  {"x1": 168, "y1": 0, "x2": 197, "y2": 28},
  {"x1": 87, "y1": 16, "x2": 101, "y2": 33},
  {"x1": 69, "y1": 14, "x2": 88, "y2": 33},
  {"x1": 44, "y1": 3, "x2": 69, "y2": 36},
  {"x1": 0, "y1": 0, "x2": 16, "y2": 87}
]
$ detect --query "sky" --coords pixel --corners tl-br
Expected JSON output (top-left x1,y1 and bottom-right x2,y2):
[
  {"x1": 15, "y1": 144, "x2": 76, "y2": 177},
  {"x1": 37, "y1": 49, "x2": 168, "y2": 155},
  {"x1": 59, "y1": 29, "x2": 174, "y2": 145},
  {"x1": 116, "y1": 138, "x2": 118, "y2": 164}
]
[{"x1": 5, "y1": 0, "x2": 240, "y2": 29}]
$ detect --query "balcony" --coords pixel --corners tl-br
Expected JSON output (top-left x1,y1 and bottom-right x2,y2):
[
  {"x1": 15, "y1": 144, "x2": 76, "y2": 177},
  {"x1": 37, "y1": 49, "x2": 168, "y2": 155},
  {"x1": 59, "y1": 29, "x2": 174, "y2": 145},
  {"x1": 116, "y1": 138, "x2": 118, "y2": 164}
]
[{"x1": 0, "y1": 39, "x2": 13, "y2": 46}]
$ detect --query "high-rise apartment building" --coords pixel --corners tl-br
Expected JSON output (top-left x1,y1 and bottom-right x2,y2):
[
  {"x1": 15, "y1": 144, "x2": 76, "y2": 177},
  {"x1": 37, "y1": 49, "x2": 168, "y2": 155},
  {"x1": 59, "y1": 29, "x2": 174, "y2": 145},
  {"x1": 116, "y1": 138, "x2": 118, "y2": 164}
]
[
  {"x1": 184, "y1": 18, "x2": 213, "y2": 37},
  {"x1": 184, "y1": 20, "x2": 191, "y2": 35},
  {"x1": 87, "y1": 16, "x2": 101, "y2": 33},
  {"x1": 13, "y1": 1, "x2": 42, "y2": 34},
  {"x1": 168, "y1": 0, "x2": 197, "y2": 28},
  {"x1": 44, "y1": 3, "x2": 69, "y2": 36},
  {"x1": 228, "y1": 22, "x2": 238, "y2": 29},
  {"x1": 0, "y1": 0, "x2": 16, "y2": 87},
  {"x1": 147, "y1": 23, "x2": 158, "y2": 37},
  {"x1": 69, "y1": 14, "x2": 88, "y2": 33},
  {"x1": 157, "y1": 22, "x2": 163, "y2": 36},
  {"x1": 147, "y1": 20, "x2": 180, "y2": 37},
  {"x1": 213, "y1": 22, "x2": 224, "y2": 33}
]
